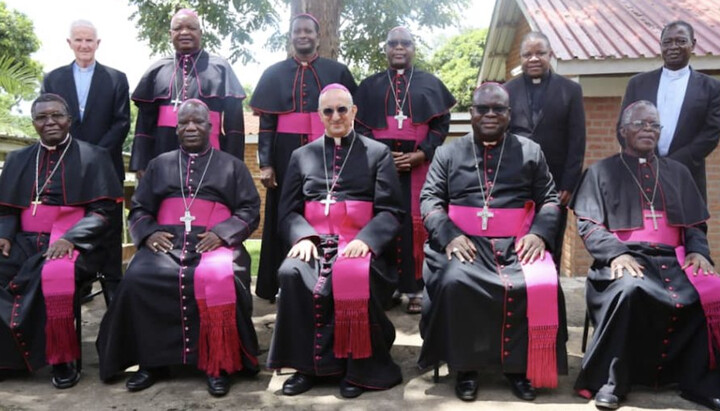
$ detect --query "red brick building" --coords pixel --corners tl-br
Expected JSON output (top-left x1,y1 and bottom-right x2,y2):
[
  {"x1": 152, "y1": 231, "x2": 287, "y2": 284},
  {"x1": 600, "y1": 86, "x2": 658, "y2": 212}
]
[{"x1": 479, "y1": 0, "x2": 720, "y2": 276}]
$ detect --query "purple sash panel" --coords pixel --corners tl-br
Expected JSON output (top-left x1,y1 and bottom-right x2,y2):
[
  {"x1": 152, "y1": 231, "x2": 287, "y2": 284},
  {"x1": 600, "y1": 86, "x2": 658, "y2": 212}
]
[
  {"x1": 156, "y1": 197, "x2": 244, "y2": 376},
  {"x1": 612, "y1": 212, "x2": 719, "y2": 368},
  {"x1": 276, "y1": 112, "x2": 325, "y2": 142},
  {"x1": 373, "y1": 117, "x2": 430, "y2": 279},
  {"x1": 157, "y1": 105, "x2": 222, "y2": 149},
  {"x1": 448, "y1": 202, "x2": 535, "y2": 238},
  {"x1": 448, "y1": 202, "x2": 559, "y2": 387},
  {"x1": 21, "y1": 205, "x2": 85, "y2": 364},
  {"x1": 304, "y1": 200, "x2": 374, "y2": 358}
]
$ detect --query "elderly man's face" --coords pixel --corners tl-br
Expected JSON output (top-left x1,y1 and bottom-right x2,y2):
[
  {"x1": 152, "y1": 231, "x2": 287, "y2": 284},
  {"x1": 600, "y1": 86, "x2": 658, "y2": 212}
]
[
  {"x1": 291, "y1": 18, "x2": 318, "y2": 56},
  {"x1": 385, "y1": 29, "x2": 415, "y2": 69},
  {"x1": 177, "y1": 103, "x2": 211, "y2": 152},
  {"x1": 171, "y1": 13, "x2": 202, "y2": 54},
  {"x1": 67, "y1": 25, "x2": 99, "y2": 68},
  {"x1": 470, "y1": 87, "x2": 511, "y2": 142},
  {"x1": 622, "y1": 105, "x2": 662, "y2": 157},
  {"x1": 520, "y1": 38, "x2": 551, "y2": 78},
  {"x1": 661, "y1": 25, "x2": 695, "y2": 71},
  {"x1": 32, "y1": 101, "x2": 71, "y2": 146},
  {"x1": 319, "y1": 89, "x2": 357, "y2": 138}
]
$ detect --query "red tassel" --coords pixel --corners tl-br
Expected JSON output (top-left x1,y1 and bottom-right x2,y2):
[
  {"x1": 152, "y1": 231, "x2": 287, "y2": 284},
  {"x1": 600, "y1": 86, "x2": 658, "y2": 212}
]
[
  {"x1": 44, "y1": 295, "x2": 79, "y2": 364},
  {"x1": 333, "y1": 298, "x2": 371, "y2": 359},
  {"x1": 197, "y1": 303, "x2": 242, "y2": 377},
  {"x1": 704, "y1": 301, "x2": 720, "y2": 369},
  {"x1": 412, "y1": 216, "x2": 427, "y2": 280},
  {"x1": 196, "y1": 299, "x2": 209, "y2": 371},
  {"x1": 526, "y1": 325, "x2": 558, "y2": 389}
]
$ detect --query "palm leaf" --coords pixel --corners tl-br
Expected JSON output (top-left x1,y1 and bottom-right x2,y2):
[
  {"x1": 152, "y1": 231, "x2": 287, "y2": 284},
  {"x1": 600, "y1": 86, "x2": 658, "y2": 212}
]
[{"x1": 0, "y1": 55, "x2": 38, "y2": 96}]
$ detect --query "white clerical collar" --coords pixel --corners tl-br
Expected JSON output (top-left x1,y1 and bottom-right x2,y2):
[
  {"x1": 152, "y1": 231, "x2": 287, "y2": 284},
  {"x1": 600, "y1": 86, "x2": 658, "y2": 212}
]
[
  {"x1": 73, "y1": 61, "x2": 96, "y2": 72},
  {"x1": 397, "y1": 68, "x2": 405, "y2": 75},
  {"x1": 662, "y1": 65, "x2": 690, "y2": 79},
  {"x1": 40, "y1": 134, "x2": 71, "y2": 151},
  {"x1": 334, "y1": 137, "x2": 342, "y2": 146},
  {"x1": 531, "y1": 77, "x2": 542, "y2": 84}
]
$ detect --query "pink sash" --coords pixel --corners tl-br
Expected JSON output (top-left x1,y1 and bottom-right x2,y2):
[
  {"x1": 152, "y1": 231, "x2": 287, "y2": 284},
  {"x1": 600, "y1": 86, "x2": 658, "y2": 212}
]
[
  {"x1": 157, "y1": 105, "x2": 222, "y2": 150},
  {"x1": 373, "y1": 117, "x2": 430, "y2": 279},
  {"x1": 157, "y1": 197, "x2": 246, "y2": 376},
  {"x1": 613, "y1": 211, "x2": 720, "y2": 368},
  {"x1": 304, "y1": 200, "x2": 373, "y2": 359},
  {"x1": 21, "y1": 205, "x2": 84, "y2": 365},
  {"x1": 276, "y1": 112, "x2": 325, "y2": 142},
  {"x1": 448, "y1": 202, "x2": 559, "y2": 388}
]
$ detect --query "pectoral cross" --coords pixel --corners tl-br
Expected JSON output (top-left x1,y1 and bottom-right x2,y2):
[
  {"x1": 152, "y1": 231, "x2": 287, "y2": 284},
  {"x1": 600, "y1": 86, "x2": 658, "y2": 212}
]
[
  {"x1": 31, "y1": 198, "x2": 42, "y2": 216},
  {"x1": 320, "y1": 193, "x2": 336, "y2": 216},
  {"x1": 644, "y1": 205, "x2": 661, "y2": 231},
  {"x1": 171, "y1": 97, "x2": 182, "y2": 112},
  {"x1": 477, "y1": 205, "x2": 494, "y2": 230},
  {"x1": 180, "y1": 210, "x2": 196, "y2": 233},
  {"x1": 394, "y1": 112, "x2": 408, "y2": 129}
]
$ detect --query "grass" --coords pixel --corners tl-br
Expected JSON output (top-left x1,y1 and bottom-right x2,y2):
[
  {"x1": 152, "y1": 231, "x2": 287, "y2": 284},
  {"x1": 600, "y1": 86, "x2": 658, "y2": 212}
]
[{"x1": 244, "y1": 239, "x2": 261, "y2": 277}]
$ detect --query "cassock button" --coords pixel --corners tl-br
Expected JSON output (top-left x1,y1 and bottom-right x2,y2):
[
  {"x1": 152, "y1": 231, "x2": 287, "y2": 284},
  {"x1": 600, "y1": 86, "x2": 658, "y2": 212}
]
[
  {"x1": 671, "y1": 316, "x2": 678, "y2": 321},
  {"x1": 186, "y1": 338, "x2": 190, "y2": 342},
  {"x1": 500, "y1": 264, "x2": 505, "y2": 269},
  {"x1": 24, "y1": 351, "x2": 29, "y2": 357},
  {"x1": 664, "y1": 277, "x2": 671, "y2": 282},
  {"x1": 507, "y1": 312, "x2": 513, "y2": 317},
  {"x1": 398, "y1": 269, "x2": 403, "y2": 274},
  {"x1": 506, "y1": 324, "x2": 512, "y2": 329},
  {"x1": 503, "y1": 351, "x2": 509, "y2": 356},
  {"x1": 315, "y1": 314, "x2": 321, "y2": 319},
  {"x1": 644, "y1": 174, "x2": 650, "y2": 179},
  {"x1": 185, "y1": 327, "x2": 189, "y2": 331},
  {"x1": 184, "y1": 317, "x2": 188, "y2": 321},
  {"x1": 315, "y1": 345, "x2": 321, "y2": 350},
  {"x1": 183, "y1": 306, "x2": 187, "y2": 310},
  {"x1": 182, "y1": 296, "x2": 187, "y2": 300},
  {"x1": 661, "y1": 264, "x2": 668, "y2": 269},
  {"x1": 507, "y1": 297, "x2": 514, "y2": 302},
  {"x1": 315, "y1": 304, "x2": 321, "y2": 309},
  {"x1": 315, "y1": 355, "x2": 322, "y2": 360},
  {"x1": 663, "y1": 339, "x2": 669, "y2": 345},
  {"x1": 186, "y1": 348, "x2": 190, "y2": 352},
  {"x1": 504, "y1": 337, "x2": 510, "y2": 342},
  {"x1": 487, "y1": 154, "x2": 493, "y2": 159},
  {"x1": 496, "y1": 251, "x2": 502, "y2": 256},
  {"x1": 316, "y1": 323, "x2": 322, "y2": 328},
  {"x1": 668, "y1": 286, "x2": 674, "y2": 291},
  {"x1": 661, "y1": 353, "x2": 668, "y2": 358},
  {"x1": 21, "y1": 342, "x2": 26, "y2": 347},
  {"x1": 487, "y1": 169, "x2": 493, "y2": 174},
  {"x1": 316, "y1": 333, "x2": 322, "y2": 338},
  {"x1": 671, "y1": 294, "x2": 678, "y2": 299},
  {"x1": 676, "y1": 303, "x2": 683, "y2": 308},
  {"x1": 667, "y1": 328, "x2": 674, "y2": 333},
  {"x1": 645, "y1": 188, "x2": 651, "y2": 193},
  {"x1": 12, "y1": 322, "x2": 17, "y2": 327}
]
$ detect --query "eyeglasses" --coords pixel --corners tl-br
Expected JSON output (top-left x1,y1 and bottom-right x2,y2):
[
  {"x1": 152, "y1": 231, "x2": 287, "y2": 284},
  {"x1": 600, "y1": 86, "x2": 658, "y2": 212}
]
[
  {"x1": 321, "y1": 106, "x2": 350, "y2": 117},
  {"x1": 32, "y1": 112, "x2": 68, "y2": 124},
  {"x1": 387, "y1": 39, "x2": 413, "y2": 48},
  {"x1": 472, "y1": 105, "x2": 509, "y2": 115},
  {"x1": 626, "y1": 120, "x2": 662, "y2": 131}
]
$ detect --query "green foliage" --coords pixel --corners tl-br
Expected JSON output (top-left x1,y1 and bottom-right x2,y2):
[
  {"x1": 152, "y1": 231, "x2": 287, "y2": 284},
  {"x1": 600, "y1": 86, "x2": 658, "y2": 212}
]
[
  {"x1": 242, "y1": 83, "x2": 253, "y2": 111},
  {"x1": 128, "y1": 0, "x2": 280, "y2": 64},
  {"x1": 0, "y1": 1, "x2": 42, "y2": 98},
  {"x1": 0, "y1": 93, "x2": 34, "y2": 137},
  {"x1": 429, "y1": 28, "x2": 486, "y2": 111}
]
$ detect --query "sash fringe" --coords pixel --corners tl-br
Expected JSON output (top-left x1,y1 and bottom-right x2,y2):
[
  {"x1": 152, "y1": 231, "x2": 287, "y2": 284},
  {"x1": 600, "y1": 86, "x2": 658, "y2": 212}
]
[
  {"x1": 333, "y1": 298, "x2": 371, "y2": 359},
  {"x1": 196, "y1": 301, "x2": 242, "y2": 377},
  {"x1": 527, "y1": 324, "x2": 558, "y2": 389},
  {"x1": 412, "y1": 216, "x2": 427, "y2": 280},
  {"x1": 44, "y1": 295, "x2": 79, "y2": 364},
  {"x1": 704, "y1": 301, "x2": 720, "y2": 369}
]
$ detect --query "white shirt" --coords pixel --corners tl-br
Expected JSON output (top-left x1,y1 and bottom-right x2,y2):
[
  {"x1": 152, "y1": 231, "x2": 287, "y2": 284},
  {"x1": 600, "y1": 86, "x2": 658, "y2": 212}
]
[{"x1": 656, "y1": 65, "x2": 690, "y2": 156}]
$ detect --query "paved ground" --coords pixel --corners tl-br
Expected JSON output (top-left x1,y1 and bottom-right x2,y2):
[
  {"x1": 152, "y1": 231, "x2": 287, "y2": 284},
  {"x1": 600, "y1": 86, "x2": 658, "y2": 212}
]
[{"x1": 0, "y1": 277, "x2": 706, "y2": 410}]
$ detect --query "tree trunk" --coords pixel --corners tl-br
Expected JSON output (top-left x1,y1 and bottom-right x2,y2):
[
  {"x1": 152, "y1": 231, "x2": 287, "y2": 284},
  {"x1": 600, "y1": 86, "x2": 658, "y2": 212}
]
[{"x1": 290, "y1": 0, "x2": 341, "y2": 60}]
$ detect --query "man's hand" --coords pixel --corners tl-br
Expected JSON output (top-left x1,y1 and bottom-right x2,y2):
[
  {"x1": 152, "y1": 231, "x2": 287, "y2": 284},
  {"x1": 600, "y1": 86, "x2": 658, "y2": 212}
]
[
  {"x1": 196, "y1": 231, "x2": 223, "y2": 253},
  {"x1": 146, "y1": 231, "x2": 174, "y2": 253},
  {"x1": 287, "y1": 239, "x2": 318, "y2": 262},
  {"x1": 683, "y1": 252, "x2": 717, "y2": 276},
  {"x1": 342, "y1": 239, "x2": 370, "y2": 258},
  {"x1": 0, "y1": 238, "x2": 12, "y2": 257},
  {"x1": 516, "y1": 233, "x2": 545, "y2": 264},
  {"x1": 558, "y1": 190, "x2": 572, "y2": 206},
  {"x1": 44, "y1": 238, "x2": 74, "y2": 260},
  {"x1": 446, "y1": 235, "x2": 477, "y2": 263},
  {"x1": 135, "y1": 170, "x2": 145, "y2": 181},
  {"x1": 260, "y1": 166, "x2": 277, "y2": 189},
  {"x1": 610, "y1": 254, "x2": 644, "y2": 279},
  {"x1": 392, "y1": 151, "x2": 426, "y2": 173}
]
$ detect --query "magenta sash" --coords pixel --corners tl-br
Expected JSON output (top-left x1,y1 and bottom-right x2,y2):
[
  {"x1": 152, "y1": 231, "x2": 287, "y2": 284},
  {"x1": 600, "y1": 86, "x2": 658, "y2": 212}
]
[
  {"x1": 449, "y1": 202, "x2": 559, "y2": 387},
  {"x1": 156, "y1": 197, "x2": 246, "y2": 375},
  {"x1": 613, "y1": 211, "x2": 720, "y2": 368},
  {"x1": 157, "y1": 105, "x2": 222, "y2": 150},
  {"x1": 374, "y1": 117, "x2": 431, "y2": 279},
  {"x1": 304, "y1": 200, "x2": 373, "y2": 359},
  {"x1": 21, "y1": 205, "x2": 84, "y2": 364},
  {"x1": 276, "y1": 112, "x2": 325, "y2": 142}
]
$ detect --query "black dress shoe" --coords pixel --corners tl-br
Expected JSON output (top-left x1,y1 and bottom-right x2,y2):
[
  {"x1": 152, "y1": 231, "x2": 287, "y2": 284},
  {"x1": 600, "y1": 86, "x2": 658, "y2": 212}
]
[
  {"x1": 455, "y1": 371, "x2": 479, "y2": 401},
  {"x1": 282, "y1": 372, "x2": 315, "y2": 396},
  {"x1": 594, "y1": 391, "x2": 620, "y2": 409},
  {"x1": 505, "y1": 373, "x2": 536, "y2": 401},
  {"x1": 681, "y1": 391, "x2": 720, "y2": 411},
  {"x1": 51, "y1": 362, "x2": 80, "y2": 389},
  {"x1": 126, "y1": 369, "x2": 156, "y2": 392},
  {"x1": 207, "y1": 373, "x2": 230, "y2": 397},
  {"x1": 339, "y1": 379, "x2": 364, "y2": 399}
]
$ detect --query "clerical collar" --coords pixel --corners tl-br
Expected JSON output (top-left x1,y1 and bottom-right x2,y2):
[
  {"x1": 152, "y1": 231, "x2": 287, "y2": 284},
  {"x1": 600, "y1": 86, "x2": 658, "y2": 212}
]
[
  {"x1": 324, "y1": 130, "x2": 354, "y2": 146},
  {"x1": 40, "y1": 134, "x2": 71, "y2": 151},
  {"x1": 391, "y1": 67, "x2": 412, "y2": 77},
  {"x1": 623, "y1": 151, "x2": 656, "y2": 164},
  {"x1": 73, "y1": 61, "x2": 96, "y2": 72},
  {"x1": 661, "y1": 65, "x2": 690, "y2": 79},
  {"x1": 293, "y1": 53, "x2": 318, "y2": 66},
  {"x1": 524, "y1": 71, "x2": 550, "y2": 85},
  {"x1": 180, "y1": 144, "x2": 212, "y2": 158},
  {"x1": 473, "y1": 134, "x2": 504, "y2": 147},
  {"x1": 175, "y1": 48, "x2": 203, "y2": 59}
]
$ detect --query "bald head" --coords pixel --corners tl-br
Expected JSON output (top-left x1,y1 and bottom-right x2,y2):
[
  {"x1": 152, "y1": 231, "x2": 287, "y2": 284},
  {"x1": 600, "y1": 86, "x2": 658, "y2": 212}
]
[{"x1": 472, "y1": 83, "x2": 509, "y2": 104}]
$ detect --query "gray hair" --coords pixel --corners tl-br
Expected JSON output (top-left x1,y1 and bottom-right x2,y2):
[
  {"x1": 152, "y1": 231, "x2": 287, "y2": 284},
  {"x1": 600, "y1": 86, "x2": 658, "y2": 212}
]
[
  {"x1": 318, "y1": 86, "x2": 353, "y2": 107},
  {"x1": 69, "y1": 19, "x2": 97, "y2": 38},
  {"x1": 620, "y1": 100, "x2": 657, "y2": 126}
]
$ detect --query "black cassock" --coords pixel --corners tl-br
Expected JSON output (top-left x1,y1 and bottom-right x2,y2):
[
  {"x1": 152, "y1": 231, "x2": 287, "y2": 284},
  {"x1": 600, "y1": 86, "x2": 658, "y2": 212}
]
[
  {"x1": 418, "y1": 134, "x2": 568, "y2": 378},
  {"x1": 267, "y1": 133, "x2": 405, "y2": 389},
  {"x1": 571, "y1": 154, "x2": 720, "y2": 399},
  {"x1": 355, "y1": 68, "x2": 456, "y2": 293},
  {"x1": 97, "y1": 148, "x2": 260, "y2": 379},
  {"x1": 130, "y1": 50, "x2": 246, "y2": 172},
  {"x1": 249, "y1": 56, "x2": 357, "y2": 301},
  {"x1": 0, "y1": 139, "x2": 121, "y2": 370}
]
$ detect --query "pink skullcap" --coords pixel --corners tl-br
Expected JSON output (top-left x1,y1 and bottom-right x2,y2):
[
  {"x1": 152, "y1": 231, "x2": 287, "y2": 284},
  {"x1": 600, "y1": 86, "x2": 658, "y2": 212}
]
[
  {"x1": 320, "y1": 83, "x2": 350, "y2": 95},
  {"x1": 292, "y1": 13, "x2": 319, "y2": 27},
  {"x1": 172, "y1": 8, "x2": 198, "y2": 20}
]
